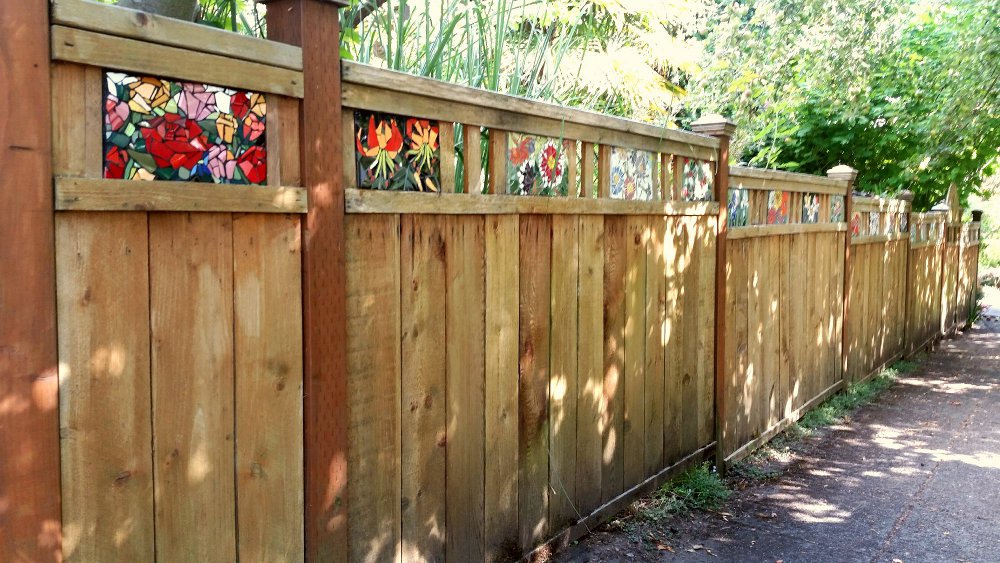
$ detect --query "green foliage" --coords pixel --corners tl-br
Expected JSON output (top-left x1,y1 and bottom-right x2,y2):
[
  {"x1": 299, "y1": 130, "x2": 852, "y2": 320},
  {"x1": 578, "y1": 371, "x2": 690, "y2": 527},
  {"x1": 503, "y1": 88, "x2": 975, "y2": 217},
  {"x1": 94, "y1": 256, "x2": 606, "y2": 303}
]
[{"x1": 641, "y1": 463, "x2": 730, "y2": 520}]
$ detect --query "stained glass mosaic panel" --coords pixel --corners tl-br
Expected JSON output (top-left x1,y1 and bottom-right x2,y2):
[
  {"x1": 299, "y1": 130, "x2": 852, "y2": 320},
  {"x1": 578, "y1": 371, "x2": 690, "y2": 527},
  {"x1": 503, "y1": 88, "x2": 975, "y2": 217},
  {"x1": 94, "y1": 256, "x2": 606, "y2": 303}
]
[
  {"x1": 850, "y1": 211, "x2": 863, "y2": 237},
  {"x1": 802, "y1": 193, "x2": 820, "y2": 223},
  {"x1": 899, "y1": 212, "x2": 908, "y2": 232},
  {"x1": 103, "y1": 72, "x2": 266, "y2": 183},
  {"x1": 869, "y1": 212, "x2": 881, "y2": 235},
  {"x1": 507, "y1": 133, "x2": 569, "y2": 196},
  {"x1": 354, "y1": 111, "x2": 440, "y2": 191},
  {"x1": 766, "y1": 190, "x2": 790, "y2": 225},
  {"x1": 609, "y1": 147, "x2": 654, "y2": 201},
  {"x1": 728, "y1": 188, "x2": 749, "y2": 228},
  {"x1": 681, "y1": 158, "x2": 713, "y2": 201},
  {"x1": 830, "y1": 195, "x2": 845, "y2": 222}
]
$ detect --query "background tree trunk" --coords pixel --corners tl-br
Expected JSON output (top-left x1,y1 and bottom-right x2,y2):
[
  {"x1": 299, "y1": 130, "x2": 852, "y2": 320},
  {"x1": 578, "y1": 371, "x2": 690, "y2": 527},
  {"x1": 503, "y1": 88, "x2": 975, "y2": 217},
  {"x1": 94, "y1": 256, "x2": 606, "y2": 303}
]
[{"x1": 117, "y1": 0, "x2": 199, "y2": 21}]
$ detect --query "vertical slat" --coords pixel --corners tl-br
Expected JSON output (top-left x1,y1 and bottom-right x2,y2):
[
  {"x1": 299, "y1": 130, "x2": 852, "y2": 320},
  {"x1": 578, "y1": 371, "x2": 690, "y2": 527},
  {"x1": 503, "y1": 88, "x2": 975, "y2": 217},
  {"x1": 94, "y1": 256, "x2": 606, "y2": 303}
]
[
  {"x1": 549, "y1": 215, "x2": 579, "y2": 529},
  {"x1": 723, "y1": 238, "x2": 749, "y2": 458},
  {"x1": 697, "y1": 216, "x2": 717, "y2": 446},
  {"x1": 745, "y1": 236, "x2": 763, "y2": 446},
  {"x1": 580, "y1": 142, "x2": 596, "y2": 198},
  {"x1": 576, "y1": 216, "x2": 604, "y2": 514},
  {"x1": 438, "y1": 122, "x2": 456, "y2": 193},
  {"x1": 660, "y1": 154, "x2": 671, "y2": 200},
  {"x1": 488, "y1": 130, "x2": 508, "y2": 195},
  {"x1": 563, "y1": 139, "x2": 579, "y2": 197},
  {"x1": 643, "y1": 217, "x2": 665, "y2": 475},
  {"x1": 150, "y1": 212, "x2": 236, "y2": 563},
  {"x1": 346, "y1": 215, "x2": 402, "y2": 563},
  {"x1": 484, "y1": 215, "x2": 520, "y2": 562},
  {"x1": 518, "y1": 215, "x2": 551, "y2": 551},
  {"x1": 601, "y1": 216, "x2": 627, "y2": 502},
  {"x1": 57, "y1": 213, "x2": 153, "y2": 562},
  {"x1": 762, "y1": 236, "x2": 780, "y2": 429},
  {"x1": 445, "y1": 216, "x2": 487, "y2": 561},
  {"x1": 234, "y1": 214, "x2": 304, "y2": 562},
  {"x1": 267, "y1": 95, "x2": 302, "y2": 187},
  {"x1": 463, "y1": 124, "x2": 483, "y2": 194},
  {"x1": 598, "y1": 145, "x2": 611, "y2": 198},
  {"x1": 399, "y1": 216, "x2": 447, "y2": 560},
  {"x1": 623, "y1": 217, "x2": 646, "y2": 487},
  {"x1": 778, "y1": 235, "x2": 792, "y2": 420},
  {"x1": 663, "y1": 217, "x2": 684, "y2": 462},
  {"x1": 680, "y1": 217, "x2": 702, "y2": 454}
]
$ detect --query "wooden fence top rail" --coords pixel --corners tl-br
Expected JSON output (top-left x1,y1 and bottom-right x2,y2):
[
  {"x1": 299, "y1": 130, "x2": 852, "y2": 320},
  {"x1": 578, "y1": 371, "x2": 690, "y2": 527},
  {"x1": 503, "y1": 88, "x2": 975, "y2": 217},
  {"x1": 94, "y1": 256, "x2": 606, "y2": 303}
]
[
  {"x1": 55, "y1": 177, "x2": 308, "y2": 213},
  {"x1": 51, "y1": 0, "x2": 303, "y2": 71},
  {"x1": 727, "y1": 222, "x2": 847, "y2": 239},
  {"x1": 851, "y1": 232, "x2": 910, "y2": 245},
  {"x1": 912, "y1": 211, "x2": 947, "y2": 221},
  {"x1": 728, "y1": 166, "x2": 848, "y2": 195},
  {"x1": 341, "y1": 61, "x2": 719, "y2": 160},
  {"x1": 345, "y1": 189, "x2": 720, "y2": 216},
  {"x1": 853, "y1": 196, "x2": 910, "y2": 213}
]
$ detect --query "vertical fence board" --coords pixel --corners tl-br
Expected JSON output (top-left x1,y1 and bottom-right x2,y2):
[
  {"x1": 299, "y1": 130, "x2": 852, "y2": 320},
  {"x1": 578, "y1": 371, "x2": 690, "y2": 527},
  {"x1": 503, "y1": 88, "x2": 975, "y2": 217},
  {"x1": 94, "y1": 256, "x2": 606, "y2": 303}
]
[
  {"x1": 57, "y1": 213, "x2": 154, "y2": 563},
  {"x1": 399, "y1": 216, "x2": 448, "y2": 561},
  {"x1": 576, "y1": 216, "x2": 604, "y2": 514},
  {"x1": 644, "y1": 217, "x2": 666, "y2": 475},
  {"x1": 484, "y1": 215, "x2": 520, "y2": 562},
  {"x1": 697, "y1": 217, "x2": 717, "y2": 447},
  {"x1": 518, "y1": 215, "x2": 551, "y2": 550},
  {"x1": 623, "y1": 217, "x2": 647, "y2": 486},
  {"x1": 446, "y1": 216, "x2": 487, "y2": 562},
  {"x1": 233, "y1": 214, "x2": 304, "y2": 563},
  {"x1": 663, "y1": 217, "x2": 684, "y2": 462},
  {"x1": 150, "y1": 212, "x2": 236, "y2": 563},
  {"x1": 601, "y1": 216, "x2": 626, "y2": 502},
  {"x1": 346, "y1": 215, "x2": 402, "y2": 563}
]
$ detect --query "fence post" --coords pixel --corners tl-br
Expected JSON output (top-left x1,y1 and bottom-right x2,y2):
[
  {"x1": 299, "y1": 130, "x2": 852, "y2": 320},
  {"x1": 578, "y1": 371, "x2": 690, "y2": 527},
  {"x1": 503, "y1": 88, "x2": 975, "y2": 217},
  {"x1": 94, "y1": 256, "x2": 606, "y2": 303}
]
[
  {"x1": 0, "y1": 2, "x2": 61, "y2": 561},
  {"x1": 691, "y1": 114, "x2": 736, "y2": 472},
  {"x1": 263, "y1": 0, "x2": 350, "y2": 560},
  {"x1": 827, "y1": 165, "x2": 858, "y2": 381}
]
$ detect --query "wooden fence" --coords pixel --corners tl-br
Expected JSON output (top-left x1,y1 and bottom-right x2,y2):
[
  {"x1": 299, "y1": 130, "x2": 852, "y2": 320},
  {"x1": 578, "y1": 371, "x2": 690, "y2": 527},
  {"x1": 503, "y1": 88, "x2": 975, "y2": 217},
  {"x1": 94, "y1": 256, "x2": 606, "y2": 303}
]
[{"x1": 0, "y1": 0, "x2": 983, "y2": 562}]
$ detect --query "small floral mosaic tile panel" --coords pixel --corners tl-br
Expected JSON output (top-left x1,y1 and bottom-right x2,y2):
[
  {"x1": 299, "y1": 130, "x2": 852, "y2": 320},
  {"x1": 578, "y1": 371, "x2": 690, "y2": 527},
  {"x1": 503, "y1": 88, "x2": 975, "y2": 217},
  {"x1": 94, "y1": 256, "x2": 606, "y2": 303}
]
[
  {"x1": 850, "y1": 211, "x2": 863, "y2": 236},
  {"x1": 354, "y1": 111, "x2": 440, "y2": 191},
  {"x1": 609, "y1": 147, "x2": 654, "y2": 201},
  {"x1": 766, "y1": 190, "x2": 790, "y2": 225},
  {"x1": 899, "y1": 212, "x2": 908, "y2": 232},
  {"x1": 802, "y1": 193, "x2": 820, "y2": 223},
  {"x1": 681, "y1": 158, "x2": 713, "y2": 201},
  {"x1": 728, "y1": 188, "x2": 749, "y2": 227},
  {"x1": 507, "y1": 133, "x2": 569, "y2": 196},
  {"x1": 830, "y1": 195, "x2": 846, "y2": 222},
  {"x1": 869, "y1": 212, "x2": 881, "y2": 235},
  {"x1": 103, "y1": 72, "x2": 267, "y2": 183}
]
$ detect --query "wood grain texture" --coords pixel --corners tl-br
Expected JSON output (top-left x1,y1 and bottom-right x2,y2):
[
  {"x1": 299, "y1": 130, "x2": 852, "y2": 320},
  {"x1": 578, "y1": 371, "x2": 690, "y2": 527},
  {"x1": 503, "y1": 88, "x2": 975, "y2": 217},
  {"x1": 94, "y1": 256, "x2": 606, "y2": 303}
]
[
  {"x1": 549, "y1": 215, "x2": 579, "y2": 530},
  {"x1": 55, "y1": 178, "x2": 308, "y2": 213},
  {"x1": 601, "y1": 217, "x2": 627, "y2": 503},
  {"x1": 518, "y1": 215, "x2": 551, "y2": 551},
  {"x1": 0, "y1": 2, "x2": 61, "y2": 559},
  {"x1": 663, "y1": 217, "x2": 685, "y2": 462},
  {"x1": 622, "y1": 217, "x2": 647, "y2": 487},
  {"x1": 345, "y1": 215, "x2": 402, "y2": 563},
  {"x1": 57, "y1": 213, "x2": 153, "y2": 563},
  {"x1": 149, "y1": 212, "x2": 236, "y2": 562},
  {"x1": 463, "y1": 124, "x2": 484, "y2": 194},
  {"x1": 51, "y1": 25, "x2": 304, "y2": 97},
  {"x1": 266, "y1": 3, "x2": 349, "y2": 558},
  {"x1": 484, "y1": 215, "x2": 520, "y2": 562},
  {"x1": 233, "y1": 214, "x2": 305, "y2": 562},
  {"x1": 576, "y1": 216, "x2": 604, "y2": 515},
  {"x1": 644, "y1": 217, "x2": 666, "y2": 476},
  {"x1": 399, "y1": 216, "x2": 448, "y2": 561},
  {"x1": 445, "y1": 216, "x2": 487, "y2": 562}
]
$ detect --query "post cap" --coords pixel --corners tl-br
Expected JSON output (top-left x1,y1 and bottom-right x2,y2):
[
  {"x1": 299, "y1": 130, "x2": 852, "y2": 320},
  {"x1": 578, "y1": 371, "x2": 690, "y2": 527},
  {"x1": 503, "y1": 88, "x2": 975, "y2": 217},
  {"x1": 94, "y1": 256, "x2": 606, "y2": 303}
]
[
  {"x1": 826, "y1": 164, "x2": 858, "y2": 183},
  {"x1": 896, "y1": 190, "x2": 915, "y2": 202},
  {"x1": 690, "y1": 114, "x2": 737, "y2": 137}
]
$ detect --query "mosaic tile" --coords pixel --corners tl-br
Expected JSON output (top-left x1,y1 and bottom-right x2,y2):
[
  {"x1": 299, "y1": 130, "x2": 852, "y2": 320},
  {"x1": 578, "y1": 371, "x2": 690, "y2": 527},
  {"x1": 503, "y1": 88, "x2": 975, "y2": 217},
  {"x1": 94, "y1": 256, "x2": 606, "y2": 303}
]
[
  {"x1": 507, "y1": 133, "x2": 569, "y2": 196},
  {"x1": 869, "y1": 212, "x2": 881, "y2": 235},
  {"x1": 728, "y1": 188, "x2": 749, "y2": 227},
  {"x1": 766, "y1": 190, "x2": 790, "y2": 225},
  {"x1": 850, "y1": 211, "x2": 863, "y2": 237},
  {"x1": 103, "y1": 72, "x2": 267, "y2": 184},
  {"x1": 609, "y1": 147, "x2": 654, "y2": 201},
  {"x1": 830, "y1": 195, "x2": 845, "y2": 222},
  {"x1": 681, "y1": 158, "x2": 713, "y2": 201},
  {"x1": 354, "y1": 110, "x2": 441, "y2": 191},
  {"x1": 899, "y1": 212, "x2": 908, "y2": 232},
  {"x1": 802, "y1": 193, "x2": 820, "y2": 223}
]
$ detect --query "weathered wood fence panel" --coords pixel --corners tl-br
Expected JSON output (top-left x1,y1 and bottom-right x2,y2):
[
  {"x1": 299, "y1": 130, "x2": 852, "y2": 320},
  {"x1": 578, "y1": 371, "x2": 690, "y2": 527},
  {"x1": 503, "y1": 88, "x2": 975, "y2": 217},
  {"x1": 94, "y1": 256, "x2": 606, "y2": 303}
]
[{"x1": 906, "y1": 213, "x2": 946, "y2": 354}]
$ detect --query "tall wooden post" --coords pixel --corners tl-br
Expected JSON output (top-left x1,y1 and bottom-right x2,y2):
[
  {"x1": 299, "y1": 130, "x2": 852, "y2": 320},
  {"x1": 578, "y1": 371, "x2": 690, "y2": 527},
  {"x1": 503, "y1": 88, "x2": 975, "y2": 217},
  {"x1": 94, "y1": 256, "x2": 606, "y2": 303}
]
[
  {"x1": 263, "y1": 1, "x2": 350, "y2": 560},
  {"x1": 691, "y1": 114, "x2": 736, "y2": 472},
  {"x1": 0, "y1": 1, "x2": 61, "y2": 560},
  {"x1": 827, "y1": 165, "x2": 858, "y2": 381}
]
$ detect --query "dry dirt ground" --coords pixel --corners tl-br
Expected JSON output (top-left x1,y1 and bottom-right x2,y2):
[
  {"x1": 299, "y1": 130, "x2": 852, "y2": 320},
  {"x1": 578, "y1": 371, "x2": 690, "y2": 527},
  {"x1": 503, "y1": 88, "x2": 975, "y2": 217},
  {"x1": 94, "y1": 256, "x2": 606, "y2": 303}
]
[{"x1": 557, "y1": 314, "x2": 1000, "y2": 562}]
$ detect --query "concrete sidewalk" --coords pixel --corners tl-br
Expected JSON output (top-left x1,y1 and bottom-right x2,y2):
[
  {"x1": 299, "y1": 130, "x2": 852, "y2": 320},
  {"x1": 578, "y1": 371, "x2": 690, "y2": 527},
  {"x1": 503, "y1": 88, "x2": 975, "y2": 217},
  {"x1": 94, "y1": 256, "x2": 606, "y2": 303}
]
[{"x1": 560, "y1": 319, "x2": 1000, "y2": 563}]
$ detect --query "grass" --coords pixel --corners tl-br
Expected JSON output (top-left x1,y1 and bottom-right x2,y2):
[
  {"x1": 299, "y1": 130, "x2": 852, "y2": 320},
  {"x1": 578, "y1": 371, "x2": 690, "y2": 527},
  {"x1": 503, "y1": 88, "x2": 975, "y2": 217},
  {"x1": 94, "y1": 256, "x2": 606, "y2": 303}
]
[{"x1": 637, "y1": 463, "x2": 730, "y2": 522}]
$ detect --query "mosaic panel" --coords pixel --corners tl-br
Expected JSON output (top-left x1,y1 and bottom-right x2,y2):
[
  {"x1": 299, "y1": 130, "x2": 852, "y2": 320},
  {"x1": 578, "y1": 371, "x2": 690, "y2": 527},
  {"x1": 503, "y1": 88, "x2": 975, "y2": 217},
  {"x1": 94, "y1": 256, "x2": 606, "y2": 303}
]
[
  {"x1": 899, "y1": 212, "x2": 909, "y2": 232},
  {"x1": 507, "y1": 133, "x2": 569, "y2": 196},
  {"x1": 609, "y1": 147, "x2": 654, "y2": 201},
  {"x1": 354, "y1": 111, "x2": 441, "y2": 191},
  {"x1": 802, "y1": 193, "x2": 820, "y2": 224},
  {"x1": 850, "y1": 211, "x2": 863, "y2": 237},
  {"x1": 766, "y1": 190, "x2": 790, "y2": 225},
  {"x1": 869, "y1": 212, "x2": 881, "y2": 235},
  {"x1": 830, "y1": 195, "x2": 845, "y2": 222},
  {"x1": 681, "y1": 158, "x2": 713, "y2": 202},
  {"x1": 910, "y1": 224, "x2": 918, "y2": 243},
  {"x1": 727, "y1": 188, "x2": 749, "y2": 228},
  {"x1": 103, "y1": 72, "x2": 266, "y2": 183}
]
